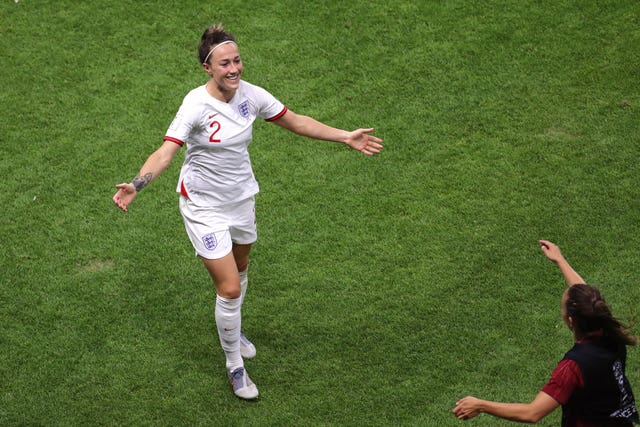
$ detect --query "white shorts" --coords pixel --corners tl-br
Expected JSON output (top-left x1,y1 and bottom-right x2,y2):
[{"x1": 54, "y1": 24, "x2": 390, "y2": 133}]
[{"x1": 179, "y1": 196, "x2": 257, "y2": 260}]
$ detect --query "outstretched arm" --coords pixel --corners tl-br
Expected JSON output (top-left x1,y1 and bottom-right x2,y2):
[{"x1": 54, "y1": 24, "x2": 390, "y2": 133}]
[
  {"x1": 452, "y1": 392, "x2": 559, "y2": 423},
  {"x1": 112, "y1": 140, "x2": 181, "y2": 212},
  {"x1": 538, "y1": 240, "x2": 586, "y2": 287},
  {"x1": 271, "y1": 110, "x2": 383, "y2": 156}
]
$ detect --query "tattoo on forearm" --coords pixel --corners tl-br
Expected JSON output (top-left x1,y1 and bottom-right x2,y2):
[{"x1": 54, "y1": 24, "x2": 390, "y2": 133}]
[{"x1": 132, "y1": 173, "x2": 152, "y2": 192}]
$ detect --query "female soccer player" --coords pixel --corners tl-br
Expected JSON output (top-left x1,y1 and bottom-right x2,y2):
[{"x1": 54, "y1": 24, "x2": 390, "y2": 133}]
[
  {"x1": 453, "y1": 240, "x2": 639, "y2": 426},
  {"x1": 112, "y1": 23, "x2": 383, "y2": 400}
]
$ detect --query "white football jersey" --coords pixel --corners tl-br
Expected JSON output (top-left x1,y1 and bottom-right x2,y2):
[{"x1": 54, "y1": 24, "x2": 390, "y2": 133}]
[{"x1": 165, "y1": 80, "x2": 286, "y2": 206}]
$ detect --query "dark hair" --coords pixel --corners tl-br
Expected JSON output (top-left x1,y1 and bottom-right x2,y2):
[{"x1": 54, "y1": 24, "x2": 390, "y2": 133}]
[
  {"x1": 565, "y1": 284, "x2": 637, "y2": 346},
  {"x1": 199, "y1": 23, "x2": 237, "y2": 65}
]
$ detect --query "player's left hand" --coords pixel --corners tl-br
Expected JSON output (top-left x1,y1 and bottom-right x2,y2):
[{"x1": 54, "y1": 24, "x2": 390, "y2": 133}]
[
  {"x1": 452, "y1": 396, "x2": 482, "y2": 420},
  {"x1": 112, "y1": 183, "x2": 137, "y2": 212},
  {"x1": 345, "y1": 128, "x2": 383, "y2": 156},
  {"x1": 538, "y1": 240, "x2": 564, "y2": 263}
]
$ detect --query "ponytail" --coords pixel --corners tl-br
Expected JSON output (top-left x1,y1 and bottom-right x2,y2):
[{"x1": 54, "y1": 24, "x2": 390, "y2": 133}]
[{"x1": 566, "y1": 284, "x2": 637, "y2": 346}]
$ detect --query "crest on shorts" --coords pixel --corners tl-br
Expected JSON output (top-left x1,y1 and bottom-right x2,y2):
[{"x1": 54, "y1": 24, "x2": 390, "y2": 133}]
[
  {"x1": 238, "y1": 100, "x2": 250, "y2": 118},
  {"x1": 202, "y1": 233, "x2": 218, "y2": 251}
]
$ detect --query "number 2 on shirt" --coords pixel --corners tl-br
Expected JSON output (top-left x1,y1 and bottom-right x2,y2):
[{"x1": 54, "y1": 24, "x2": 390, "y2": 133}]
[{"x1": 209, "y1": 120, "x2": 221, "y2": 143}]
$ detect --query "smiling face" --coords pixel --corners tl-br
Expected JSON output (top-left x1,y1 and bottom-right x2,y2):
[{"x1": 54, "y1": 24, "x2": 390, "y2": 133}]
[{"x1": 203, "y1": 42, "x2": 242, "y2": 102}]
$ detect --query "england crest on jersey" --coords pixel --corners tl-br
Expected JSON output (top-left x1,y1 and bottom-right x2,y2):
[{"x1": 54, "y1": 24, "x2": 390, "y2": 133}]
[
  {"x1": 202, "y1": 233, "x2": 218, "y2": 251},
  {"x1": 238, "y1": 100, "x2": 250, "y2": 118}
]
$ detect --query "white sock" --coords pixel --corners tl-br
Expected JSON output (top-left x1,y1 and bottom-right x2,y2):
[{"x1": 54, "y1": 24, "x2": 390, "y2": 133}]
[
  {"x1": 215, "y1": 294, "x2": 243, "y2": 372},
  {"x1": 239, "y1": 268, "x2": 248, "y2": 304}
]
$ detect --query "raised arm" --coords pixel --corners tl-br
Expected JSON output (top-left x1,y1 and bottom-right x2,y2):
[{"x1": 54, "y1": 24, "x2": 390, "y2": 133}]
[
  {"x1": 538, "y1": 240, "x2": 586, "y2": 287},
  {"x1": 112, "y1": 140, "x2": 182, "y2": 212},
  {"x1": 453, "y1": 391, "x2": 559, "y2": 423},
  {"x1": 271, "y1": 109, "x2": 383, "y2": 156}
]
